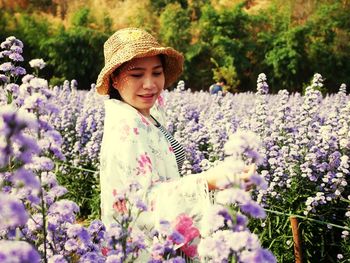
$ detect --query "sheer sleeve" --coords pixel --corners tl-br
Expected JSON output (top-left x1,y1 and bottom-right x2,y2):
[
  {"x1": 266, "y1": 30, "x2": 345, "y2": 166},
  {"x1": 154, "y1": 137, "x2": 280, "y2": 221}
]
[{"x1": 99, "y1": 100, "x2": 210, "y2": 230}]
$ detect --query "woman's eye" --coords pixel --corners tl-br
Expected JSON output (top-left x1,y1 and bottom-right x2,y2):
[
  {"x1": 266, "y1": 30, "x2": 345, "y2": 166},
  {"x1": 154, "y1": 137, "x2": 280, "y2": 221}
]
[
  {"x1": 153, "y1": 72, "x2": 163, "y2": 76},
  {"x1": 130, "y1": 74, "x2": 143, "y2": 78}
]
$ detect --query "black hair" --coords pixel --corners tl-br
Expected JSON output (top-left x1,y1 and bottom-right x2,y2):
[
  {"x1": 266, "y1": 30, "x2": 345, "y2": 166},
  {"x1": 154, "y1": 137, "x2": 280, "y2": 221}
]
[
  {"x1": 107, "y1": 54, "x2": 166, "y2": 100},
  {"x1": 219, "y1": 77, "x2": 227, "y2": 85}
]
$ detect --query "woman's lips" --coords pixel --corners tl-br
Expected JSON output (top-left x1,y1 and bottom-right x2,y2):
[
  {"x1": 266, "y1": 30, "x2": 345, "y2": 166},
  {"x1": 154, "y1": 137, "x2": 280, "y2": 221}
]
[{"x1": 138, "y1": 94, "x2": 155, "y2": 102}]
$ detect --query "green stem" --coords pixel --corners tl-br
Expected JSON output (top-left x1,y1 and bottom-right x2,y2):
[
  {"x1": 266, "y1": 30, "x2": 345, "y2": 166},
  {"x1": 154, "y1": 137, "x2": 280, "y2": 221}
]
[
  {"x1": 38, "y1": 172, "x2": 48, "y2": 263},
  {"x1": 264, "y1": 208, "x2": 350, "y2": 231},
  {"x1": 56, "y1": 161, "x2": 97, "y2": 173}
]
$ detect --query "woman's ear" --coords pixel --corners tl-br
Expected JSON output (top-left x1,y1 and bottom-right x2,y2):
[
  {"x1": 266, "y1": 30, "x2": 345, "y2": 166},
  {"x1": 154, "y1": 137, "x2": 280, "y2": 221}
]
[{"x1": 111, "y1": 74, "x2": 118, "y2": 89}]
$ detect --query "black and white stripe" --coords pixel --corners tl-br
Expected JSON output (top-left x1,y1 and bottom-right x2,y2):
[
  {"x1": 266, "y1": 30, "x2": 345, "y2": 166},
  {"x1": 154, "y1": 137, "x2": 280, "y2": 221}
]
[{"x1": 151, "y1": 116, "x2": 186, "y2": 173}]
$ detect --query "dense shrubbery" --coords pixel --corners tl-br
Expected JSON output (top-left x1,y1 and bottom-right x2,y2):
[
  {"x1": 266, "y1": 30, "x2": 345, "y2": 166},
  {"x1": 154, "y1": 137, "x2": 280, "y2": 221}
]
[{"x1": 1, "y1": 0, "x2": 350, "y2": 93}]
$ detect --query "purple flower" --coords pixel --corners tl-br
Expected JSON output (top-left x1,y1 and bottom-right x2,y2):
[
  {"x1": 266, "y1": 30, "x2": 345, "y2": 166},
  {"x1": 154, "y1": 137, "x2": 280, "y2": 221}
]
[
  {"x1": 11, "y1": 66, "x2": 26, "y2": 76},
  {"x1": 0, "y1": 62, "x2": 14, "y2": 72},
  {"x1": 46, "y1": 185, "x2": 68, "y2": 202},
  {"x1": 9, "y1": 53, "x2": 24, "y2": 62},
  {"x1": 48, "y1": 200, "x2": 79, "y2": 223},
  {"x1": 0, "y1": 50, "x2": 12, "y2": 58},
  {"x1": 22, "y1": 93, "x2": 47, "y2": 111},
  {"x1": 80, "y1": 252, "x2": 105, "y2": 263},
  {"x1": 136, "y1": 199, "x2": 147, "y2": 211},
  {"x1": 88, "y1": 220, "x2": 106, "y2": 242},
  {"x1": 22, "y1": 74, "x2": 35, "y2": 83},
  {"x1": 10, "y1": 45, "x2": 23, "y2": 53},
  {"x1": 28, "y1": 156, "x2": 55, "y2": 171},
  {"x1": 67, "y1": 224, "x2": 91, "y2": 242},
  {"x1": 11, "y1": 168, "x2": 40, "y2": 190},
  {"x1": 0, "y1": 193, "x2": 28, "y2": 230},
  {"x1": 26, "y1": 213, "x2": 43, "y2": 233},
  {"x1": 48, "y1": 255, "x2": 68, "y2": 263},
  {"x1": 216, "y1": 188, "x2": 251, "y2": 205},
  {"x1": 64, "y1": 239, "x2": 78, "y2": 252},
  {"x1": 218, "y1": 208, "x2": 233, "y2": 224},
  {"x1": 164, "y1": 257, "x2": 186, "y2": 263},
  {"x1": 169, "y1": 230, "x2": 185, "y2": 244},
  {"x1": 256, "y1": 73, "x2": 269, "y2": 95},
  {"x1": 0, "y1": 241, "x2": 40, "y2": 263},
  {"x1": 241, "y1": 201, "x2": 266, "y2": 218},
  {"x1": 0, "y1": 74, "x2": 8, "y2": 84},
  {"x1": 234, "y1": 213, "x2": 248, "y2": 231},
  {"x1": 250, "y1": 173, "x2": 268, "y2": 189},
  {"x1": 41, "y1": 171, "x2": 59, "y2": 187},
  {"x1": 106, "y1": 254, "x2": 124, "y2": 263},
  {"x1": 240, "y1": 248, "x2": 276, "y2": 263},
  {"x1": 5, "y1": 83, "x2": 19, "y2": 94}
]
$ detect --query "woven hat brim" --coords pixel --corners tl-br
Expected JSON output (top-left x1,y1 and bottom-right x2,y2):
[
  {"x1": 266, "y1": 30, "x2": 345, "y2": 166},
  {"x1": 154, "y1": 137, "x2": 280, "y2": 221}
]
[{"x1": 96, "y1": 47, "x2": 184, "y2": 95}]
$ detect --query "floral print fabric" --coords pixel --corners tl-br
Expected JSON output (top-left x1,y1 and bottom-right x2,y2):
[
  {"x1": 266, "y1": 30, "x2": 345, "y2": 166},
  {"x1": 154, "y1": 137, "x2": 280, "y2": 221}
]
[{"x1": 99, "y1": 99, "x2": 210, "y2": 230}]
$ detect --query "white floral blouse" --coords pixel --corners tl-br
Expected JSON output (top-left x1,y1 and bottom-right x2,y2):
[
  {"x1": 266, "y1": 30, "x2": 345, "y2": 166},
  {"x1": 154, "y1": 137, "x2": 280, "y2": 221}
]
[{"x1": 99, "y1": 99, "x2": 210, "y2": 230}]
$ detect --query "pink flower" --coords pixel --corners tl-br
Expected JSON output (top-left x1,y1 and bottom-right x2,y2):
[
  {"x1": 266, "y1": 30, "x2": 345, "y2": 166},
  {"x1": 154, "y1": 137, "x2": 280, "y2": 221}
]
[
  {"x1": 133, "y1": 127, "x2": 139, "y2": 135},
  {"x1": 101, "y1": 247, "x2": 109, "y2": 256},
  {"x1": 181, "y1": 244, "x2": 198, "y2": 258},
  {"x1": 113, "y1": 199, "x2": 127, "y2": 214},
  {"x1": 174, "y1": 214, "x2": 194, "y2": 231},
  {"x1": 169, "y1": 146, "x2": 174, "y2": 152},
  {"x1": 172, "y1": 213, "x2": 200, "y2": 258},
  {"x1": 112, "y1": 189, "x2": 127, "y2": 214}
]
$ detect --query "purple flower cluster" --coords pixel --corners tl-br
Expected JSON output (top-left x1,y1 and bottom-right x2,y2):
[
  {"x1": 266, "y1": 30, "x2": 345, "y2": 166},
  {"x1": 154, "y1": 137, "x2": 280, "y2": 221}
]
[
  {"x1": 0, "y1": 36, "x2": 26, "y2": 82},
  {"x1": 0, "y1": 36, "x2": 108, "y2": 262},
  {"x1": 197, "y1": 131, "x2": 273, "y2": 262}
]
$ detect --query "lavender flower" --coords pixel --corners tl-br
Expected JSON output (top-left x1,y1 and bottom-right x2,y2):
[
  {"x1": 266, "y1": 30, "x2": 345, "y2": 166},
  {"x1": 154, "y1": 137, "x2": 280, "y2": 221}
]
[
  {"x1": 0, "y1": 74, "x2": 8, "y2": 84},
  {"x1": 48, "y1": 255, "x2": 68, "y2": 263},
  {"x1": 0, "y1": 241, "x2": 40, "y2": 263},
  {"x1": 11, "y1": 66, "x2": 26, "y2": 76},
  {"x1": 48, "y1": 200, "x2": 79, "y2": 223},
  {"x1": 0, "y1": 193, "x2": 28, "y2": 230},
  {"x1": 0, "y1": 62, "x2": 14, "y2": 72},
  {"x1": 240, "y1": 248, "x2": 276, "y2": 263},
  {"x1": 9, "y1": 53, "x2": 24, "y2": 62},
  {"x1": 256, "y1": 73, "x2": 269, "y2": 95}
]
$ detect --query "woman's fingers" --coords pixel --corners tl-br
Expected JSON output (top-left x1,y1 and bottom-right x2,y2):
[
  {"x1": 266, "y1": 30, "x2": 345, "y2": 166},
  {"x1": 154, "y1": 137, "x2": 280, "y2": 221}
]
[
  {"x1": 240, "y1": 164, "x2": 255, "y2": 180},
  {"x1": 241, "y1": 164, "x2": 256, "y2": 191}
]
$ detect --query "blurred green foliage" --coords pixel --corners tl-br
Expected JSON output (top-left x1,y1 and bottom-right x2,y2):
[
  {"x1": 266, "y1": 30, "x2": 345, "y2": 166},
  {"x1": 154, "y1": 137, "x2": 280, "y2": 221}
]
[{"x1": 1, "y1": 1, "x2": 349, "y2": 93}]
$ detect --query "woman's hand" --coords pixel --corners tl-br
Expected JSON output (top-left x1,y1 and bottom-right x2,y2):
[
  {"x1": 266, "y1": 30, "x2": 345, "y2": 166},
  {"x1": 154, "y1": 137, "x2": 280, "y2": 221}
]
[
  {"x1": 240, "y1": 164, "x2": 256, "y2": 191},
  {"x1": 205, "y1": 162, "x2": 256, "y2": 191}
]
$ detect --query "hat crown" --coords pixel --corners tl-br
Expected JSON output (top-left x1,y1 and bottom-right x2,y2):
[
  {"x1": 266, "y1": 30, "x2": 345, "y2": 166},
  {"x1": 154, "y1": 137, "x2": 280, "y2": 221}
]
[
  {"x1": 104, "y1": 28, "x2": 160, "y2": 63},
  {"x1": 96, "y1": 27, "x2": 184, "y2": 95}
]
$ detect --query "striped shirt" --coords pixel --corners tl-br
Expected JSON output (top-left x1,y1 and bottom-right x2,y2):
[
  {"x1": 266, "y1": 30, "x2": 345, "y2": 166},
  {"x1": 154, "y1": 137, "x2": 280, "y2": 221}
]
[{"x1": 151, "y1": 116, "x2": 186, "y2": 173}]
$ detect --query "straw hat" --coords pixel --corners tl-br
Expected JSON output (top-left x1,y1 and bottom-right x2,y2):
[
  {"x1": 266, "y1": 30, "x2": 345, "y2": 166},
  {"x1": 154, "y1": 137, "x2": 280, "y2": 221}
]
[{"x1": 96, "y1": 28, "x2": 184, "y2": 95}]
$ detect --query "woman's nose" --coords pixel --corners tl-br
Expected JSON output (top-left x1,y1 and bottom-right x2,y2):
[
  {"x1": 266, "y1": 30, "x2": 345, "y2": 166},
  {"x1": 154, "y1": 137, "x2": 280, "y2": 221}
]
[{"x1": 142, "y1": 76, "x2": 156, "y2": 89}]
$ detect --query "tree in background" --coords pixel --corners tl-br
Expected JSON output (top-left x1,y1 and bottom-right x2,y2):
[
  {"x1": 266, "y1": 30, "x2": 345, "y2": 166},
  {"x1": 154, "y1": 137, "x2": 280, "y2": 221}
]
[
  {"x1": 305, "y1": 2, "x2": 350, "y2": 93},
  {"x1": 41, "y1": 9, "x2": 108, "y2": 87},
  {"x1": 185, "y1": 2, "x2": 251, "y2": 91},
  {"x1": 0, "y1": 0, "x2": 349, "y2": 93}
]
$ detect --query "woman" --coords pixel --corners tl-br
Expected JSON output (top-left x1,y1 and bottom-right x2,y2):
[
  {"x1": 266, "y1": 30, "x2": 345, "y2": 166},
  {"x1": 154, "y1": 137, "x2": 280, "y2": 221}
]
[{"x1": 96, "y1": 28, "x2": 253, "y2": 231}]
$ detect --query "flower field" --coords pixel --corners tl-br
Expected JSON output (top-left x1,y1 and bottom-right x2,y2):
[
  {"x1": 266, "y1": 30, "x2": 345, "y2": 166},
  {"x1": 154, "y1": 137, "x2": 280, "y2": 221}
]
[{"x1": 1, "y1": 36, "x2": 349, "y2": 262}]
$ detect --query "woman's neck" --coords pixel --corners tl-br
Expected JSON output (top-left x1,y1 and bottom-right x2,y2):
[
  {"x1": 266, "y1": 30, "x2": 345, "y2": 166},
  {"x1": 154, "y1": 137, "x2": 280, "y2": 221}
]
[{"x1": 138, "y1": 109, "x2": 151, "y2": 118}]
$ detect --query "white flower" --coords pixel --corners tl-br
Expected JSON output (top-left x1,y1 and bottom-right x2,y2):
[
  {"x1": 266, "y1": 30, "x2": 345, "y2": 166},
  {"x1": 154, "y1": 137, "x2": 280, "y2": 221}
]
[
  {"x1": 29, "y1": 77, "x2": 48, "y2": 89},
  {"x1": 29, "y1": 58, "x2": 46, "y2": 69}
]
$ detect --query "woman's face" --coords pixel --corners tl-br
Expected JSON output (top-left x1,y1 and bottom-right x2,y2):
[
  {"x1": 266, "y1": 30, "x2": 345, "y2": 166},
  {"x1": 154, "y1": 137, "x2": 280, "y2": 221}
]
[{"x1": 111, "y1": 56, "x2": 165, "y2": 117}]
